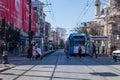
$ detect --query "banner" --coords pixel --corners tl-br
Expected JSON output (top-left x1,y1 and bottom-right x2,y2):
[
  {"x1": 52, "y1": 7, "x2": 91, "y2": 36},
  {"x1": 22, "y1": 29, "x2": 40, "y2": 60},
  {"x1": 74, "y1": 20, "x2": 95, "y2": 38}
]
[
  {"x1": 31, "y1": 6, "x2": 36, "y2": 32},
  {"x1": 22, "y1": 0, "x2": 29, "y2": 32},
  {"x1": 22, "y1": 0, "x2": 36, "y2": 32},
  {"x1": 13, "y1": 0, "x2": 22, "y2": 29},
  {"x1": 6, "y1": 0, "x2": 11, "y2": 23},
  {"x1": 0, "y1": 0, "x2": 37, "y2": 33},
  {"x1": 9, "y1": 0, "x2": 14, "y2": 23},
  {"x1": 0, "y1": 0, "x2": 7, "y2": 20}
]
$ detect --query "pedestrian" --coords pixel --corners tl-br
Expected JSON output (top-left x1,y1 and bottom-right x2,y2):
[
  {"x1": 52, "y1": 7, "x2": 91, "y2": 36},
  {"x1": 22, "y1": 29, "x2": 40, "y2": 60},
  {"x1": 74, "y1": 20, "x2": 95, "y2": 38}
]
[
  {"x1": 97, "y1": 43, "x2": 100, "y2": 54},
  {"x1": 78, "y1": 43, "x2": 82, "y2": 58},
  {"x1": 113, "y1": 46, "x2": 117, "y2": 51},
  {"x1": 31, "y1": 43, "x2": 37, "y2": 60},
  {"x1": 64, "y1": 44, "x2": 69, "y2": 58},
  {"x1": 110, "y1": 46, "x2": 113, "y2": 56},
  {"x1": 36, "y1": 46, "x2": 43, "y2": 60},
  {"x1": 27, "y1": 44, "x2": 33, "y2": 58},
  {"x1": 102, "y1": 46, "x2": 105, "y2": 54},
  {"x1": 1, "y1": 41, "x2": 9, "y2": 64},
  {"x1": 91, "y1": 42, "x2": 97, "y2": 58},
  {"x1": 0, "y1": 42, "x2": 4, "y2": 55}
]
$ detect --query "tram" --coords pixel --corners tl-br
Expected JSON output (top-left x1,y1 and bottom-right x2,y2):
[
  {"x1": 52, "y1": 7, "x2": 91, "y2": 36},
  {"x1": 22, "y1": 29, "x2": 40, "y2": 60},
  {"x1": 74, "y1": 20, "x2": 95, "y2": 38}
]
[{"x1": 67, "y1": 33, "x2": 87, "y2": 55}]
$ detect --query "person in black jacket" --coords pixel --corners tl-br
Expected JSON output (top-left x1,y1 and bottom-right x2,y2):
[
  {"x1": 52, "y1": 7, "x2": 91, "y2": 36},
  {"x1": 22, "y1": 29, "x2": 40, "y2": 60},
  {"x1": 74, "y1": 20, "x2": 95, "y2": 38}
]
[
  {"x1": 64, "y1": 44, "x2": 69, "y2": 58},
  {"x1": 78, "y1": 43, "x2": 82, "y2": 58},
  {"x1": 1, "y1": 41, "x2": 9, "y2": 64},
  {"x1": 91, "y1": 42, "x2": 97, "y2": 58}
]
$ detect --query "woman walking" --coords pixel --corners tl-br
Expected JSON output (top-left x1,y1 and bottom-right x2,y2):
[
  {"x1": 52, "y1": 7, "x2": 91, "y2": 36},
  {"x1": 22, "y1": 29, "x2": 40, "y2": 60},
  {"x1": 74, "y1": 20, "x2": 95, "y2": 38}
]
[{"x1": 31, "y1": 43, "x2": 37, "y2": 60}]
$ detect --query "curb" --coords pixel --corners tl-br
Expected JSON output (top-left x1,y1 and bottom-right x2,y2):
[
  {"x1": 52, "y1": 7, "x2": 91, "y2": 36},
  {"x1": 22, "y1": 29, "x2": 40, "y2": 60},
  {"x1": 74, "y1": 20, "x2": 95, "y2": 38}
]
[
  {"x1": 0, "y1": 64, "x2": 16, "y2": 72},
  {"x1": 0, "y1": 50, "x2": 54, "y2": 72},
  {"x1": 18, "y1": 50, "x2": 55, "y2": 57}
]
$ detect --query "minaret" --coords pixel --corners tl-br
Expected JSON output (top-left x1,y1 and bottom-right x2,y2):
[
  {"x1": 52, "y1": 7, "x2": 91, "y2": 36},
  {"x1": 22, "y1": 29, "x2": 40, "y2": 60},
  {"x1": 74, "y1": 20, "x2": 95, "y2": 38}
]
[{"x1": 94, "y1": 0, "x2": 101, "y2": 16}]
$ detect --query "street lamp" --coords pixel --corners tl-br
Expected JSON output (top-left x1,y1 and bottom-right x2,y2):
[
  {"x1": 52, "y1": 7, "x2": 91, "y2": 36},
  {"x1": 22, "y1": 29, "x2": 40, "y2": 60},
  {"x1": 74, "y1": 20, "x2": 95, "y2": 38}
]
[
  {"x1": 2, "y1": 17, "x2": 9, "y2": 64},
  {"x1": 26, "y1": 0, "x2": 32, "y2": 58},
  {"x1": 28, "y1": 0, "x2": 32, "y2": 47}
]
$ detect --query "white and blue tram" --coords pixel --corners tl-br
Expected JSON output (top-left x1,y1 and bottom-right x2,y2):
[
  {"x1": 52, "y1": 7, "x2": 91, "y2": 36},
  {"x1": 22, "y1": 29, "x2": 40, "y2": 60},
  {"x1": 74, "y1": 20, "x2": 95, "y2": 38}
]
[{"x1": 67, "y1": 33, "x2": 87, "y2": 55}]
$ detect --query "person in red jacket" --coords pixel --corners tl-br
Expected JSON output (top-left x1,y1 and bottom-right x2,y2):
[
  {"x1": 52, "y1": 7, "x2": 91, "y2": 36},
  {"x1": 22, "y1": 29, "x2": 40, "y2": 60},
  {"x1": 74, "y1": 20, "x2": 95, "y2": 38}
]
[{"x1": 27, "y1": 43, "x2": 34, "y2": 58}]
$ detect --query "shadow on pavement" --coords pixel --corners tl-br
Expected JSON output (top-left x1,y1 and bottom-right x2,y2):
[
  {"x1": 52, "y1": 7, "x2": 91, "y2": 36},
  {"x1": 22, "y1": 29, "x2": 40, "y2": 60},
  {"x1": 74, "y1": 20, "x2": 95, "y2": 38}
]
[{"x1": 90, "y1": 72, "x2": 119, "y2": 77}]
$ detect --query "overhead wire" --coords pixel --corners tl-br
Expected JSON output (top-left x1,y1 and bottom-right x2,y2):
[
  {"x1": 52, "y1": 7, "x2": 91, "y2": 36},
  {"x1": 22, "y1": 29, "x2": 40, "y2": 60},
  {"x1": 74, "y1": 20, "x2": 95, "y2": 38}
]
[
  {"x1": 51, "y1": 27, "x2": 75, "y2": 29},
  {"x1": 74, "y1": 0, "x2": 89, "y2": 28},
  {"x1": 74, "y1": 0, "x2": 109, "y2": 28},
  {"x1": 102, "y1": 0, "x2": 109, "y2": 3},
  {"x1": 76, "y1": 0, "x2": 94, "y2": 26},
  {"x1": 74, "y1": 0, "x2": 94, "y2": 28},
  {"x1": 45, "y1": 0, "x2": 58, "y2": 28}
]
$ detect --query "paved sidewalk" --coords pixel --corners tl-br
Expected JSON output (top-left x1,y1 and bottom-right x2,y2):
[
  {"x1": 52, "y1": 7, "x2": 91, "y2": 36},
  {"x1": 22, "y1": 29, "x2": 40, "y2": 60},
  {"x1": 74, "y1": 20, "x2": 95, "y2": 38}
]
[
  {"x1": 0, "y1": 50, "x2": 54, "y2": 72},
  {"x1": 0, "y1": 64, "x2": 16, "y2": 72},
  {"x1": 18, "y1": 50, "x2": 54, "y2": 57}
]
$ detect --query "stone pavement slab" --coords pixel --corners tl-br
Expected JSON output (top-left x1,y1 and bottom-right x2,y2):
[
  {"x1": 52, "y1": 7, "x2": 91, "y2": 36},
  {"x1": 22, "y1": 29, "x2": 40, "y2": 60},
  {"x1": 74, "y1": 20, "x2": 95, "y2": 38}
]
[
  {"x1": 0, "y1": 64, "x2": 16, "y2": 72},
  {"x1": 0, "y1": 50, "x2": 54, "y2": 72}
]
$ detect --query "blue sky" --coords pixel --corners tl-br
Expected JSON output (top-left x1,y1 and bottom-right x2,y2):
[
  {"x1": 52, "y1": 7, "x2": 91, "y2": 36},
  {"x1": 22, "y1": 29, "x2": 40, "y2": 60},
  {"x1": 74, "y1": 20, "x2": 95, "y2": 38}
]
[{"x1": 40, "y1": 0, "x2": 109, "y2": 36}]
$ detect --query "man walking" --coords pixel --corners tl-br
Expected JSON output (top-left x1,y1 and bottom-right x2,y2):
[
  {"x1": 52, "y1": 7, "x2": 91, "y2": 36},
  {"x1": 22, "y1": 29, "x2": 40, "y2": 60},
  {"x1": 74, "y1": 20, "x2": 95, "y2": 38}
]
[
  {"x1": 78, "y1": 43, "x2": 82, "y2": 58},
  {"x1": 64, "y1": 44, "x2": 69, "y2": 58},
  {"x1": 91, "y1": 42, "x2": 97, "y2": 58}
]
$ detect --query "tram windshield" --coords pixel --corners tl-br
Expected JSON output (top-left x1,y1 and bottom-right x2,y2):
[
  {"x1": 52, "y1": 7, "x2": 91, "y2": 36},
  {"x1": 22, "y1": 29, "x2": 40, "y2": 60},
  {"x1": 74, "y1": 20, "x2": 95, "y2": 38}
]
[{"x1": 71, "y1": 36, "x2": 85, "y2": 46}]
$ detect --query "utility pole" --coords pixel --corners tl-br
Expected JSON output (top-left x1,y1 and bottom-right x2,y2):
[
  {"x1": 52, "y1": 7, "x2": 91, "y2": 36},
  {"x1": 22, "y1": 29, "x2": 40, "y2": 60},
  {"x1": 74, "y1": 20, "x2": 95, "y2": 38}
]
[
  {"x1": 105, "y1": 7, "x2": 109, "y2": 54},
  {"x1": 29, "y1": 0, "x2": 32, "y2": 47}
]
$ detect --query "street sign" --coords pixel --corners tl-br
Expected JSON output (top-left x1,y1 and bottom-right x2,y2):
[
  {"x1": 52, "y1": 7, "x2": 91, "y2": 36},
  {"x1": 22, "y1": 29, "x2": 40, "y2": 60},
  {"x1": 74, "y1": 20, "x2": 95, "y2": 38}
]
[{"x1": 90, "y1": 36, "x2": 108, "y2": 40}]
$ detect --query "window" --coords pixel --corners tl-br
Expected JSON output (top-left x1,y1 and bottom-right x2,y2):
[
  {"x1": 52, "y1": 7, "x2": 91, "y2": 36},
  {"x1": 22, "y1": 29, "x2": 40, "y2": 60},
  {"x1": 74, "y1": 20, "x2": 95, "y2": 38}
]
[{"x1": 34, "y1": 7, "x2": 37, "y2": 10}]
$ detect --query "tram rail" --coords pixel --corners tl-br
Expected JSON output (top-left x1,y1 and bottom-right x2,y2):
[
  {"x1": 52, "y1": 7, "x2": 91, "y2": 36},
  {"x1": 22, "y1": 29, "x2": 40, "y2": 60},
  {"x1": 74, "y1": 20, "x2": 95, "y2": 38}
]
[
  {"x1": 80, "y1": 59, "x2": 109, "y2": 80},
  {"x1": 92, "y1": 58, "x2": 120, "y2": 74},
  {"x1": 13, "y1": 65, "x2": 37, "y2": 80},
  {"x1": 50, "y1": 52, "x2": 61, "y2": 80},
  {"x1": 1, "y1": 50, "x2": 119, "y2": 80},
  {"x1": 79, "y1": 57, "x2": 120, "y2": 80}
]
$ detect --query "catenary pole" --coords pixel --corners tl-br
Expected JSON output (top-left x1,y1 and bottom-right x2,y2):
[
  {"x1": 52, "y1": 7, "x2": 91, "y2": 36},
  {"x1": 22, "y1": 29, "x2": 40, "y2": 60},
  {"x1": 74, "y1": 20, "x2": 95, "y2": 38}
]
[{"x1": 29, "y1": 0, "x2": 32, "y2": 47}]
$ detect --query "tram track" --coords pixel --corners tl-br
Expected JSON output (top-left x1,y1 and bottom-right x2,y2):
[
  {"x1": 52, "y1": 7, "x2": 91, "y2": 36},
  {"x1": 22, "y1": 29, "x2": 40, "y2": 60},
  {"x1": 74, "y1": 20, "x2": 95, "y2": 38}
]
[
  {"x1": 91, "y1": 58, "x2": 120, "y2": 74},
  {"x1": 80, "y1": 58, "x2": 112, "y2": 80},
  {"x1": 49, "y1": 51, "x2": 120, "y2": 80},
  {"x1": 50, "y1": 51, "x2": 61, "y2": 80},
  {"x1": 2, "y1": 50, "x2": 119, "y2": 80},
  {"x1": 81, "y1": 56, "x2": 120, "y2": 80},
  {"x1": 12, "y1": 65, "x2": 37, "y2": 80},
  {"x1": 10, "y1": 51, "x2": 60, "y2": 80}
]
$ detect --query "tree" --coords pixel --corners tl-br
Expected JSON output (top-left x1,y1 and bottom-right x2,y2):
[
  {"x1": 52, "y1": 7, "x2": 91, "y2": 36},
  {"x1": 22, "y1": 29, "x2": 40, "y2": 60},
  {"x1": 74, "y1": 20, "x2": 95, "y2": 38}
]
[
  {"x1": 72, "y1": 21, "x2": 103, "y2": 36},
  {"x1": 89, "y1": 28, "x2": 99, "y2": 36},
  {"x1": 87, "y1": 22, "x2": 103, "y2": 36},
  {"x1": 59, "y1": 39, "x2": 64, "y2": 48},
  {"x1": 6, "y1": 27, "x2": 21, "y2": 43},
  {"x1": 111, "y1": 0, "x2": 120, "y2": 9},
  {"x1": 72, "y1": 22, "x2": 87, "y2": 34},
  {"x1": 56, "y1": 27, "x2": 67, "y2": 40},
  {"x1": 115, "y1": 0, "x2": 120, "y2": 7}
]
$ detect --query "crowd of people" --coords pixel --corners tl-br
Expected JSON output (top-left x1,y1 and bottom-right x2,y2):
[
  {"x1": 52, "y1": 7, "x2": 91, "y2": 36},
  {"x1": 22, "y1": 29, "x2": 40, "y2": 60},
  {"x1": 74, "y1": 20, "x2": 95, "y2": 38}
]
[
  {"x1": 64, "y1": 41, "x2": 118, "y2": 59},
  {"x1": 28, "y1": 42, "x2": 43, "y2": 60}
]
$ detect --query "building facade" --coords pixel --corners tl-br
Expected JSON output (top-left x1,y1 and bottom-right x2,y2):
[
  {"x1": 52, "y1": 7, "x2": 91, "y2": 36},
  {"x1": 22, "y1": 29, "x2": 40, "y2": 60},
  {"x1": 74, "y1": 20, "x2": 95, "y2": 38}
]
[
  {"x1": 86, "y1": 0, "x2": 120, "y2": 55},
  {"x1": 44, "y1": 22, "x2": 51, "y2": 51},
  {"x1": 32, "y1": 0, "x2": 46, "y2": 51}
]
